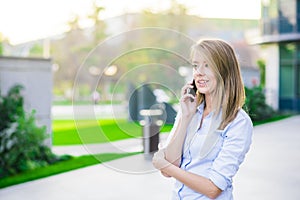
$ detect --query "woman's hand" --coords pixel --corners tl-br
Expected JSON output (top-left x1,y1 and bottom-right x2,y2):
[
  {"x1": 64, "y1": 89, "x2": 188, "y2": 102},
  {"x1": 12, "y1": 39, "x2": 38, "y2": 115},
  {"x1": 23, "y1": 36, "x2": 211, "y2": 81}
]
[
  {"x1": 152, "y1": 149, "x2": 169, "y2": 169},
  {"x1": 180, "y1": 82, "x2": 198, "y2": 118},
  {"x1": 152, "y1": 149, "x2": 172, "y2": 177}
]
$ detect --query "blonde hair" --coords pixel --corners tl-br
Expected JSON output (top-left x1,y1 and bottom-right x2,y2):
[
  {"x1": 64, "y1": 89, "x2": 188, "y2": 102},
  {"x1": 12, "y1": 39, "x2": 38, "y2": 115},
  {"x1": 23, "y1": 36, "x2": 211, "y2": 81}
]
[{"x1": 191, "y1": 39, "x2": 245, "y2": 129}]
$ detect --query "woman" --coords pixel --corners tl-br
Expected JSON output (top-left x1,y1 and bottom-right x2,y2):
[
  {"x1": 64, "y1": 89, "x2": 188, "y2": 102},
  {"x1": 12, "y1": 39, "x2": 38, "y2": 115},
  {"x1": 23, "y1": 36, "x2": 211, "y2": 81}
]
[{"x1": 152, "y1": 39, "x2": 253, "y2": 199}]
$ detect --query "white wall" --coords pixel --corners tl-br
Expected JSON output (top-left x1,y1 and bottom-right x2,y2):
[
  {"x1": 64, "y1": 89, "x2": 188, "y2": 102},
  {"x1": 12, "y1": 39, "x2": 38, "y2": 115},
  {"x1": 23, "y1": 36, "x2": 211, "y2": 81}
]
[
  {"x1": 263, "y1": 44, "x2": 280, "y2": 110},
  {"x1": 240, "y1": 67, "x2": 260, "y2": 88},
  {"x1": 0, "y1": 56, "x2": 52, "y2": 146}
]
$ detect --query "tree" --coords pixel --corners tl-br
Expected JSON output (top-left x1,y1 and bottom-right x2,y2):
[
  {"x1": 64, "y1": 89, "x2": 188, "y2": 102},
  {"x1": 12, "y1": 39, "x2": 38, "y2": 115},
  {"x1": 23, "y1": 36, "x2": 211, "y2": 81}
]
[
  {"x1": 88, "y1": 2, "x2": 106, "y2": 43},
  {"x1": 51, "y1": 14, "x2": 90, "y2": 98},
  {"x1": 0, "y1": 33, "x2": 4, "y2": 56},
  {"x1": 29, "y1": 43, "x2": 43, "y2": 57},
  {"x1": 257, "y1": 59, "x2": 266, "y2": 88},
  {"x1": 51, "y1": 2, "x2": 108, "y2": 98}
]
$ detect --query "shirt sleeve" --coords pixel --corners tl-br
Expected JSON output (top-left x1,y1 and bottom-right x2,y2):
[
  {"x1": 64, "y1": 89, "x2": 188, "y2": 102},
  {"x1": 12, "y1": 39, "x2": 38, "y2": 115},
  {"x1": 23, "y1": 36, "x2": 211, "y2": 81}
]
[{"x1": 208, "y1": 110, "x2": 253, "y2": 190}]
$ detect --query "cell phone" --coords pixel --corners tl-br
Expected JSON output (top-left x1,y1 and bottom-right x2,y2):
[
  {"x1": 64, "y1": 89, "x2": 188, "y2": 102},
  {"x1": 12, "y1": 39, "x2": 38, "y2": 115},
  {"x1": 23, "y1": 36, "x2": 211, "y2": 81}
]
[{"x1": 187, "y1": 79, "x2": 197, "y2": 102}]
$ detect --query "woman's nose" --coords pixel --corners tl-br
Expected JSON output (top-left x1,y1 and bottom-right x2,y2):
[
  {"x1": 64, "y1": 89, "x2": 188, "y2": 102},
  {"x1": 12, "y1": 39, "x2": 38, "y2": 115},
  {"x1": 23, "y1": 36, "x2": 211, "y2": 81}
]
[{"x1": 193, "y1": 65, "x2": 205, "y2": 75}]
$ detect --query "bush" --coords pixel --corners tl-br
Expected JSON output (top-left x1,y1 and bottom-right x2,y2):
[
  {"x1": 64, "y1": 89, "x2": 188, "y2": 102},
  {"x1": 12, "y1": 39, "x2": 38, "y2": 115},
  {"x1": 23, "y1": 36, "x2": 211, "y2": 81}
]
[
  {"x1": 243, "y1": 86, "x2": 276, "y2": 122},
  {"x1": 0, "y1": 85, "x2": 69, "y2": 178}
]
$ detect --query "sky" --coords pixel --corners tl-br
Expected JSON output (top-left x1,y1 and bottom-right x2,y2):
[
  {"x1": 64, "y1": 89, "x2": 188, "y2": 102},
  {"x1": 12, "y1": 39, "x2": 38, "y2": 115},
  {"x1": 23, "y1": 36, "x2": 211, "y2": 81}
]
[{"x1": 0, "y1": 0, "x2": 261, "y2": 45}]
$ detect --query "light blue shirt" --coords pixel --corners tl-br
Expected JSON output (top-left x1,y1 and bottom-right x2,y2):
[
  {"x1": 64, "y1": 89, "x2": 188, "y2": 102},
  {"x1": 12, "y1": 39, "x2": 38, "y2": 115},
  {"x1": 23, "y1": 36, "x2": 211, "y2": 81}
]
[{"x1": 169, "y1": 103, "x2": 253, "y2": 199}]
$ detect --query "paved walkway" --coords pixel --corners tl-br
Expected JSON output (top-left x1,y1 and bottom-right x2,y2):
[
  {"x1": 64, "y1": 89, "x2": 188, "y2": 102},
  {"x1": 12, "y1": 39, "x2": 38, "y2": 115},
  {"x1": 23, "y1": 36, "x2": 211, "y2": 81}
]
[
  {"x1": 0, "y1": 116, "x2": 300, "y2": 199},
  {"x1": 52, "y1": 134, "x2": 169, "y2": 156},
  {"x1": 52, "y1": 105, "x2": 127, "y2": 119},
  {"x1": 233, "y1": 115, "x2": 300, "y2": 199}
]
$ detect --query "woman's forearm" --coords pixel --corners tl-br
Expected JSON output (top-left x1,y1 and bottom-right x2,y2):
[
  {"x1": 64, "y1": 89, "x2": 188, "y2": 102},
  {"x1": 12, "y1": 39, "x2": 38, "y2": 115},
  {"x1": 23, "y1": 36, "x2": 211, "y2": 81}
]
[
  {"x1": 161, "y1": 164, "x2": 222, "y2": 199},
  {"x1": 164, "y1": 118, "x2": 190, "y2": 167}
]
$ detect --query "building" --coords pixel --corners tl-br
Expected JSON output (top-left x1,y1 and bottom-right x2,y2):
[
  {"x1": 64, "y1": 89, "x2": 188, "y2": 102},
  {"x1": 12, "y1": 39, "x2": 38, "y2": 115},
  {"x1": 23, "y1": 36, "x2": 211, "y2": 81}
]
[
  {"x1": 0, "y1": 56, "x2": 53, "y2": 146},
  {"x1": 254, "y1": 0, "x2": 300, "y2": 112}
]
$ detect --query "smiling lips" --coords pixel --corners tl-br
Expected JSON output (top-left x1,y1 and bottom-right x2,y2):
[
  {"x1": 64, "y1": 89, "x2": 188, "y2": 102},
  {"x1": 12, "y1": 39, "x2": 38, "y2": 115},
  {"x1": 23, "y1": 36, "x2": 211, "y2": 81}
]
[{"x1": 197, "y1": 80, "x2": 209, "y2": 87}]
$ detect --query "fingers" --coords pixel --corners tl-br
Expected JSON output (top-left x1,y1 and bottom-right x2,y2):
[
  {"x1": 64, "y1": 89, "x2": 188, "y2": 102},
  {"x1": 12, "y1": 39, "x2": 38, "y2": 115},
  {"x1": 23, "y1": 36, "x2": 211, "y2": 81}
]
[
  {"x1": 158, "y1": 143, "x2": 164, "y2": 150},
  {"x1": 180, "y1": 93, "x2": 195, "y2": 103},
  {"x1": 152, "y1": 150, "x2": 171, "y2": 177},
  {"x1": 152, "y1": 149, "x2": 169, "y2": 170},
  {"x1": 181, "y1": 82, "x2": 194, "y2": 96},
  {"x1": 161, "y1": 171, "x2": 171, "y2": 178}
]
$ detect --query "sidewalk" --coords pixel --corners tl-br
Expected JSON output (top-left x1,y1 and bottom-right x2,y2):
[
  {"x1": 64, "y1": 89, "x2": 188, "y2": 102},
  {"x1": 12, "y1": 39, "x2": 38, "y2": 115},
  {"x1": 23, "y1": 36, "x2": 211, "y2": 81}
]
[
  {"x1": 0, "y1": 154, "x2": 174, "y2": 200},
  {"x1": 0, "y1": 116, "x2": 300, "y2": 199},
  {"x1": 233, "y1": 115, "x2": 300, "y2": 199},
  {"x1": 52, "y1": 105, "x2": 127, "y2": 119},
  {"x1": 52, "y1": 134, "x2": 169, "y2": 156}
]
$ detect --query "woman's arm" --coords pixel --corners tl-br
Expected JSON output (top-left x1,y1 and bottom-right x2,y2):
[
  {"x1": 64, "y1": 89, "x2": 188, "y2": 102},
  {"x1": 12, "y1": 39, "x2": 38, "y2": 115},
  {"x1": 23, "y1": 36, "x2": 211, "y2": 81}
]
[
  {"x1": 165, "y1": 164, "x2": 222, "y2": 199},
  {"x1": 153, "y1": 110, "x2": 253, "y2": 199},
  {"x1": 152, "y1": 150, "x2": 222, "y2": 199},
  {"x1": 163, "y1": 82, "x2": 198, "y2": 166},
  {"x1": 163, "y1": 117, "x2": 190, "y2": 167}
]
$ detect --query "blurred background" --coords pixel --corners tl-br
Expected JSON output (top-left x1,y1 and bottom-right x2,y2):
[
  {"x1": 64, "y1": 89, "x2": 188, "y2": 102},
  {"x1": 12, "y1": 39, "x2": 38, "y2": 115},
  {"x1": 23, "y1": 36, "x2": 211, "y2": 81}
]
[
  {"x1": 1, "y1": 0, "x2": 300, "y2": 197},
  {"x1": 0, "y1": 0, "x2": 262, "y2": 105}
]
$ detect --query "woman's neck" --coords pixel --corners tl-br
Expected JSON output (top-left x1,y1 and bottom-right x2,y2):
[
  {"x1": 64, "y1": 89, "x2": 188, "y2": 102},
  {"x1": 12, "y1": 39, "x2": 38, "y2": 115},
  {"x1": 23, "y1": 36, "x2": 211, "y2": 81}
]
[
  {"x1": 204, "y1": 94, "x2": 212, "y2": 112},
  {"x1": 199, "y1": 96, "x2": 212, "y2": 128}
]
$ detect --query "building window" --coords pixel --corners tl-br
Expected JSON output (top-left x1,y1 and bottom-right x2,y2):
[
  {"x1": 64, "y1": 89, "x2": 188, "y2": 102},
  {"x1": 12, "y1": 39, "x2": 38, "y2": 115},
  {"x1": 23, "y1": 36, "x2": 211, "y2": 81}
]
[
  {"x1": 261, "y1": 0, "x2": 279, "y2": 35},
  {"x1": 279, "y1": 0, "x2": 297, "y2": 33},
  {"x1": 262, "y1": 0, "x2": 298, "y2": 35},
  {"x1": 279, "y1": 43, "x2": 295, "y2": 98},
  {"x1": 279, "y1": 42, "x2": 300, "y2": 110},
  {"x1": 280, "y1": 62, "x2": 294, "y2": 98},
  {"x1": 297, "y1": 62, "x2": 300, "y2": 96}
]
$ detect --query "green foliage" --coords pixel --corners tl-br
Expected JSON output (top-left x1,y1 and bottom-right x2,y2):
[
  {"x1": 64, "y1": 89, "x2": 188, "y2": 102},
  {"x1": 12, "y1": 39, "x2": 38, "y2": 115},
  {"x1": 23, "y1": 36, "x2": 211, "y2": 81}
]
[
  {"x1": 0, "y1": 42, "x2": 3, "y2": 56},
  {"x1": 29, "y1": 43, "x2": 43, "y2": 57},
  {"x1": 257, "y1": 59, "x2": 266, "y2": 88},
  {"x1": 244, "y1": 86, "x2": 275, "y2": 122},
  {"x1": 0, "y1": 85, "x2": 69, "y2": 178},
  {"x1": 0, "y1": 32, "x2": 4, "y2": 56},
  {"x1": 51, "y1": 10, "x2": 258, "y2": 102},
  {"x1": 0, "y1": 85, "x2": 24, "y2": 131}
]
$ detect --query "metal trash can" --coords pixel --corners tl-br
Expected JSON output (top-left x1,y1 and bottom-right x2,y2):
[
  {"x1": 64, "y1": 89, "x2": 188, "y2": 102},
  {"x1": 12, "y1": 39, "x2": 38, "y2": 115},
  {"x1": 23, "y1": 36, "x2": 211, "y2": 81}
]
[{"x1": 139, "y1": 109, "x2": 163, "y2": 158}]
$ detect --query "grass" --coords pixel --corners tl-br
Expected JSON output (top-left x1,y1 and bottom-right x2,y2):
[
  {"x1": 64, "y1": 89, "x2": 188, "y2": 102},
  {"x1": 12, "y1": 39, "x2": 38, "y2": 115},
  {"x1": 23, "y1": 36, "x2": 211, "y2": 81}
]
[
  {"x1": 52, "y1": 114, "x2": 293, "y2": 146},
  {"x1": 1, "y1": 114, "x2": 293, "y2": 189},
  {"x1": 0, "y1": 152, "x2": 140, "y2": 189},
  {"x1": 252, "y1": 114, "x2": 293, "y2": 126},
  {"x1": 53, "y1": 119, "x2": 173, "y2": 145},
  {"x1": 0, "y1": 119, "x2": 171, "y2": 188}
]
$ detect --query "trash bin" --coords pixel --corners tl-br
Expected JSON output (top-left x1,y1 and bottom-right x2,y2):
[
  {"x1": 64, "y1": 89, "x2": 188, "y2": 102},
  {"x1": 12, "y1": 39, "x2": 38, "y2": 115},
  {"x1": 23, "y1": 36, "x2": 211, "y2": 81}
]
[{"x1": 139, "y1": 109, "x2": 163, "y2": 158}]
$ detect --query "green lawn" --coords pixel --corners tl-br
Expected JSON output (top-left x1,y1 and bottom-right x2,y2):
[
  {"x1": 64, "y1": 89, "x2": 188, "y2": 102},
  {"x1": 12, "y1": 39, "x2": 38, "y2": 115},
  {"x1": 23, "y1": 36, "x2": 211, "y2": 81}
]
[
  {"x1": 0, "y1": 152, "x2": 140, "y2": 189},
  {"x1": 52, "y1": 115, "x2": 292, "y2": 146},
  {"x1": 53, "y1": 119, "x2": 173, "y2": 145},
  {"x1": 2, "y1": 115, "x2": 292, "y2": 189},
  {"x1": 0, "y1": 119, "x2": 172, "y2": 188},
  {"x1": 252, "y1": 114, "x2": 293, "y2": 126}
]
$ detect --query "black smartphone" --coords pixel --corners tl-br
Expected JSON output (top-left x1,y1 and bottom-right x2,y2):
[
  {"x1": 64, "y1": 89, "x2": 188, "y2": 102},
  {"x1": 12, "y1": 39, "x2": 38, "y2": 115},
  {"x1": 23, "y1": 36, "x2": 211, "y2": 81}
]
[{"x1": 187, "y1": 79, "x2": 197, "y2": 102}]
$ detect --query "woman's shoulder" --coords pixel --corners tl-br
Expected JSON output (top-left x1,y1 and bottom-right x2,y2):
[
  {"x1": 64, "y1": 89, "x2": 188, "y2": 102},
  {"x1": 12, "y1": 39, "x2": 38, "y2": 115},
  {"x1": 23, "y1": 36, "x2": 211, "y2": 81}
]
[
  {"x1": 226, "y1": 108, "x2": 253, "y2": 131},
  {"x1": 237, "y1": 108, "x2": 252, "y2": 124}
]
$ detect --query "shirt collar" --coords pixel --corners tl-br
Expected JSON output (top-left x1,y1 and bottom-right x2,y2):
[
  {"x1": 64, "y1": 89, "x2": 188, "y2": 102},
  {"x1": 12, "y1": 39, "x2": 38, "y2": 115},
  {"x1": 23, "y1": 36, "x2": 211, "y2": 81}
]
[
  {"x1": 196, "y1": 102, "x2": 214, "y2": 119},
  {"x1": 197, "y1": 102, "x2": 205, "y2": 114}
]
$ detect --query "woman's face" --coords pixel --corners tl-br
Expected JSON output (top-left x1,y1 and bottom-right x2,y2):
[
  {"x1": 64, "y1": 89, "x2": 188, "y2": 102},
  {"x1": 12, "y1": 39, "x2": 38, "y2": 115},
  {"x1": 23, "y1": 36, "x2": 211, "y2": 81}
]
[{"x1": 192, "y1": 51, "x2": 217, "y2": 96}]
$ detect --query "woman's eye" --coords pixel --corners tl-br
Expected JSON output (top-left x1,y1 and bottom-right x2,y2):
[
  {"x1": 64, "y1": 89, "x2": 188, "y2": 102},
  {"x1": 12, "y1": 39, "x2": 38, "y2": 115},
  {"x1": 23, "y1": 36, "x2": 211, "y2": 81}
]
[
  {"x1": 204, "y1": 63, "x2": 209, "y2": 67},
  {"x1": 192, "y1": 64, "x2": 198, "y2": 68}
]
